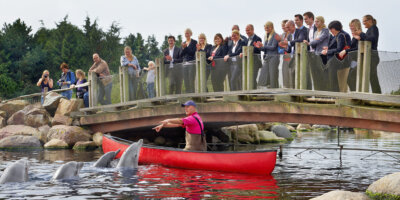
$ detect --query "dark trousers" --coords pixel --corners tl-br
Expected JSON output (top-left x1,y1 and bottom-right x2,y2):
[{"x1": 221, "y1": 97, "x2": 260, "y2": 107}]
[
  {"x1": 211, "y1": 60, "x2": 229, "y2": 92},
  {"x1": 167, "y1": 65, "x2": 183, "y2": 94},
  {"x1": 229, "y1": 60, "x2": 242, "y2": 91},
  {"x1": 98, "y1": 82, "x2": 112, "y2": 105},
  {"x1": 182, "y1": 62, "x2": 196, "y2": 93}
]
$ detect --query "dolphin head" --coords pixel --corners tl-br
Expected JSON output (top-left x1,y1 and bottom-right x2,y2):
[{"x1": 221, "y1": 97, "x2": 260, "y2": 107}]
[{"x1": 116, "y1": 139, "x2": 143, "y2": 169}]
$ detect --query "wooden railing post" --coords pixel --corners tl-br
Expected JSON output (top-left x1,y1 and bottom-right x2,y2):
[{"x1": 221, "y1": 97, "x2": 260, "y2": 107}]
[
  {"x1": 356, "y1": 41, "x2": 371, "y2": 93},
  {"x1": 88, "y1": 71, "x2": 98, "y2": 107},
  {"x1": 155, "y1": 57, "x2": 166, "y2": 97},
  {"x1": 195, "y1": 51, "x2": 207, "y2": 93},
  {"x1": 119, "y1": 66, "x2": 129, "y2": 103},
  {"x1": 295, "y1": 42, "x2": 308, "y2": 89},
  {"x1": 242, "y1": 46, "x2": 254, "y2": 91}
]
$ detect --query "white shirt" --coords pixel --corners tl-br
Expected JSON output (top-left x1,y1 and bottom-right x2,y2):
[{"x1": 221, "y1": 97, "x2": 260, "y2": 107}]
[
  {"x1": 168, "y1": 46, "x2": 175, "y2": 68},
  {"x1": 309, "y1": 24, "x2": 315, "y2": 52}
]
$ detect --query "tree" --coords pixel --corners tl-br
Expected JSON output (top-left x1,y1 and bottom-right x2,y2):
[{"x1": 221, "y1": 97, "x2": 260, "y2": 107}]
[
  {"x1": 102, "y1": 22, "x2": 123, "y2": 73},
  {"x1": 145, "y1": 35, "x2": 161, "y2": 63}
]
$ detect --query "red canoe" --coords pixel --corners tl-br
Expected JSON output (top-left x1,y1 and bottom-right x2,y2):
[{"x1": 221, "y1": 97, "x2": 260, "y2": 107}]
[{"x1": 102, "y1": 135, "x2": 277, "y2": 175}]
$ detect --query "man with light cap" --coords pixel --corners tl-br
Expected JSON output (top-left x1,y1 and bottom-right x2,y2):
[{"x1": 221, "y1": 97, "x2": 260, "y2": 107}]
[{"x1": 153, "y1": 100, "x2": 207, "y2": 151}]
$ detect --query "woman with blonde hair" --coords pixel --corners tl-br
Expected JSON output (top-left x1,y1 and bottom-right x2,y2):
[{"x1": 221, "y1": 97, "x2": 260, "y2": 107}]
[
  {"x1": 37, "y1": 70, "x2": 54, "y2": 104},
  {"x1": 224, "y1": 30, "x2": 245, "y2": 91},
  {"x1": 71, "y1": 69, "x2": 89, "y2": 107},
  {"x1": 120, "y1": 46, "x2": 140, "y2": 101},
  {"x1": 255, "y1": 21, "x2": 280, "y2": 88},
  {"x1": 181, "y1": 28, "x2": 198, "y2": 93},
  {"x1": 352, "y1": 15, "x2": 381, "y2": 93},
  {"x1": 196, "y1": 33, "x2": 213, "y2": 91}
]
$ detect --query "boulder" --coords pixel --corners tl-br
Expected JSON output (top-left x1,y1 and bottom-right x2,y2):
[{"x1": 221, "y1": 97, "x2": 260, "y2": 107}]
[
  {"x1": 285, "y1": 124, "x2": 296, "y2": 132},
  {"x1": 367, "y1": 172, "x2": 400, "y2": 197},
  {"x1": 6, "y1": 104, "x2": 51, "y2": 128},
  {"x1": 0, "y1": 125, "x2": 40, "y2": 140},
  {"x1": 43, "y1": 92, "x2": 65, "y2": 115},
  {"x1": 297, "y1": 123, "x2": 312, "y2": 131},
  {"x1": 310, "y1": 190, "x2": 370, "y2": 200},
  {"x1": 0, "y1": 110, "x2": 6, "y2": 118},
  {"x1": 73, "y1": 141, "x2": 97, "y2": 150},
  {"x1": 0, "y1": 100, "x2": 29, "y2": 118},
  {"x1": 0, "y1": 116, "x2": 5, "y2": 129},
  {"x1": 312, "y1": 124, "x2": 332, "y2": 130},
  {"x1": 258, "y1": 131, "x2": 286, "y2": 143},
  {"x1": 34, "y1": 125, "x2": 51, "y2": 144},
  {"x1": 222, "y1": 124, "x2": 259, "y2": 144},
  {"x1": 51, "y1": 114, "x2": 73, "y2": 126},
  {"x1": 0, "y1": 135, "x2": 42, "y2": 149},
  {"x1": 55, "y1": 98, "x2": 84, "y2": 117},
  {"x1": 47, "y1": 125, "x2": 92, "y2": 146},
  {"x1": 72, "y1": 119, "x2": 81, "y2": 126},
  {"x1": 154, "y1": 136, "x2": 166, "y2": 145},
  {"x1": 44, "y1": 139, "x2": 69, "y2": 149},
  {"x1": 92, "y1": 132, "x2": 103, "y2": 146},
  {"x1": 271, "y1": 125, "x2": 292, "y2": 139},
  {"x1": 256, "y1": 123, "x2": 274, "y2": 131}
]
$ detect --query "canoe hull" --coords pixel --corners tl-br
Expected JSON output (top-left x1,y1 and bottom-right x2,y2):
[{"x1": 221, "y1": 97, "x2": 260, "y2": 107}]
[{"x1": 102, "y1": 135, "x2": 276, "y2": 175}]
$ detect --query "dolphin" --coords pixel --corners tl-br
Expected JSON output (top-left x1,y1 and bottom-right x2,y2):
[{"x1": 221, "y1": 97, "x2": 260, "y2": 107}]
[
  {"x1": 116, "y1": 139, "x2": 143, "y2": 169},
  {"x1": 0, "y1": 159, "x2": 29, "y2": 184},
  {"x1": 93, "y1": 149, "x2": 121, "y2": 168},
  {"x1": 52, "y1": 161, "x2": 84, "y2": 181}
]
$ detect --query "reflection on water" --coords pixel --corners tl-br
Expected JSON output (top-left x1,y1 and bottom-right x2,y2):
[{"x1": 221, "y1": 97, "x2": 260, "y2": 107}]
[{"x1": 0, "y1": 130, "x2": 399, "y2": 199}]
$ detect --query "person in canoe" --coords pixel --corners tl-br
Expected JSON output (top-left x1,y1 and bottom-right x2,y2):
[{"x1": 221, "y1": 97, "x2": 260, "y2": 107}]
[{"x1": 153, "y1": 100, "x2": 207, "y2": 151}]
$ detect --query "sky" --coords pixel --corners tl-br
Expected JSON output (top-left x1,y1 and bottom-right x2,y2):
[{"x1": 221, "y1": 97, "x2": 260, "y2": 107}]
[{"x1": 1, "y1": 0, "x2": 399, "y2": 51}]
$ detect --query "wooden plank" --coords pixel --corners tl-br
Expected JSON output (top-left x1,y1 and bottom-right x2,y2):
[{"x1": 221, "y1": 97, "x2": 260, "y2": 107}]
[{"x1": 362, "y1": 41, "x2": 372, "y2": 93}]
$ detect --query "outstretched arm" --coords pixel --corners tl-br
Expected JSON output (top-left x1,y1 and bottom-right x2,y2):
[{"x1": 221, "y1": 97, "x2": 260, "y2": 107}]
[{"x1": 152, "y1": 118, "x2": 183, "y2": 132}]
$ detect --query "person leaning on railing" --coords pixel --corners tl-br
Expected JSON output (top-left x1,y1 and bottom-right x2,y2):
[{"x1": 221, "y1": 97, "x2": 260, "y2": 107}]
[
  {"x1": 57, "y1": 62, "x2": 75, "y2": 100},
  {"x1": 36, "y1": 70, "x2": 53, "y2": 104},
  {"x1": 181, "y1": 28, "x2": 198, "y2": 93},
  {"x1": 279, "y1": 19, "x2": 292, "y2": 89},
  {"x1": 245, "y1": 24, "x2": 262, "y2": 89},
  {"x1": 255, "y1": 21, "x2": 281, "y2": 89},
  {"x1": 224, "y1": 30, "x2": 245, "y2": 91},
  {"x1": 339, "y1": 19, "x2": 364, "y2": 92},
  {"x1": 120, "y1": 46, "x2": 140, "y2": 101},
  {"x1": 89, "y1": 53, "x2": 112, "y2": 105},
  {"x1": 352, "y1": 14, "x2": 381, "y2": 94},
  {"x1": 163, "y1": 35, "x2": 183, "y2": 95},
  {"x1": 321, "y1": 20, "x2": 352, "y2": 93},
  {"x1": 208, "y1": 33, "x2": 228, "y2": 92},
  {"x1": 196, "y1": 33, "x2": 212, "y2": 91},
  {"x1": 70, "y1": 69, "x2": 89, "y2": 107}
]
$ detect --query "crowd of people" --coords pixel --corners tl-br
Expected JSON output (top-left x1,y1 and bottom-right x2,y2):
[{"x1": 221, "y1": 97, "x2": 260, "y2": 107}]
[{"x1": 37, "y1": 12, "x2": 381, "y2": 107}]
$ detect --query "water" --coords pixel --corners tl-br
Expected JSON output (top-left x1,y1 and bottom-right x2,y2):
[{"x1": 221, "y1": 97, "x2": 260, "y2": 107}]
[{"x1": 0, "y1": 130, "x2": 399, "y2": 199}]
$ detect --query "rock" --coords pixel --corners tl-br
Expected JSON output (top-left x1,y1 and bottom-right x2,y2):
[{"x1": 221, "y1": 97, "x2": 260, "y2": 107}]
[
  {"x1": 256, "y1": 123, "x2": 274, "y2": 131},
  {"x1": 258, "y1": 131, "x2": 286, "y2": 143},
  {"x1": 0, "y1": 125, "x2": 40, "y2": 140},
  {"x1": 310, "y1": 190, "x2": 371, "y2": 200},
  {"x1": 0, "y1": 116, "x2": 5, "y2": 129},
  {"x1": 0, "y1": 110, "x2": 6, "y2": 118},
  {"x1": 73, "y1": 141, "x2": 97, "y2": 150},
  {"x1": 0, "y1": 135, "x2": 42, "y2": 149},
  {"x1": 221, "y1": 124, "x2": 259, "y2": 144},
  {"x1": 0, "y1": 100, "x2": 29, "y2": 118},
  {"x1": 43, "y1": 92, "x2": 65, "y2": 116},
  {"x1": 367, "y1": 172, "x2": 400, "y2": 197},
  {"x1": 154, "y1": 136, "x2": 166, "y2": 145},
  {"x1": 312, "y1": 124, "x2": 331, "y2": 130},
  {"x1": 51, "y1": 114, "x2": 73, "y2": 126},
  {"x1": 44, "y1": 139, "x2": 69, "y2": 149},
  {"x1": 6, "y1": 110, "x2": 25, "y2": 125},
  {"x1": 285, "y1": 124, "x2": 296, "y2": 132},
  {"x1": 51, "y1": 99, "x2": 83, "y2": 126},
  {"x1": 72, "y1": 119, "x2": 80, "y2": 126},
  {"x1": 47, "y1": 125, "x2": 92, "y2": 146},
  {"x1": 6, "y1": 105, "x2": 51, "y2": 128},
  {"x1": 297, "y1": 123, "x2": 312, "y2": 131},
  {"x1": 55, "y1": 98, "x2": 84, "y2": 117},
  {"x1": 34, "y1": 125, "x2": 51, "y2": 144},
  {"x1": 271, "y1": 125, "x2": 292, "y2": 139},
  {"x1": 92, "y1": 132, "x2": 103, "y2": 146}
]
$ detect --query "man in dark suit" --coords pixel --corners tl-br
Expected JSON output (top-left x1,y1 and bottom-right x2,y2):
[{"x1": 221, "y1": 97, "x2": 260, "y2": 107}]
[
  {"x1": 227, "y1": 25, "x2": 248, "y2": 47},
  {"x1": 245, "y1": 24, "x2": 262, "y2": 89},
  {"x1": 303, "y1": 11, "x2": 317, "y2": 51},
  {"x1": 163, "y1": 36, "x2": 183, "y2": 94},
  {"x1": 289, "y1": 14, "x2": 312, "y2": 90}
]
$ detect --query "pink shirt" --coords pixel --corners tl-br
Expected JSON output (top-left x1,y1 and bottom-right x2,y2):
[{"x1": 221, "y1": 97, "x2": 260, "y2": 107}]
[{"x1": 182, "y1": 112, "x2": 204, "y2": 134}]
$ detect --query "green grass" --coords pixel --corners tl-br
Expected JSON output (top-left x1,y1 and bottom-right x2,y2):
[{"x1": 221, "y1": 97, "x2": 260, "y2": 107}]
[{"x1": 366, "y1": 190, "x2": 400, "y2": 200}]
